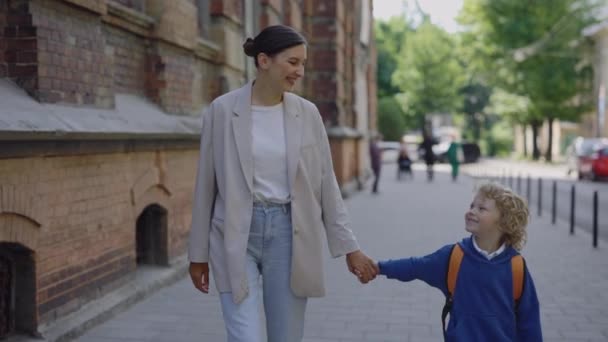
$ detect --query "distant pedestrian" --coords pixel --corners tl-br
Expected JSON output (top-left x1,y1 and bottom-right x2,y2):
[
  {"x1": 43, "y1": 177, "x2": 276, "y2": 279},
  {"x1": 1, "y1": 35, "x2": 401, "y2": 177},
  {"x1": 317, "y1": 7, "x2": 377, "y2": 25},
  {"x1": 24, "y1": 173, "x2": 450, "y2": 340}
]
[
  {"x1": 418, "y1": 131, "x2": 437, "y2": 182},
  {"x1": 369, "y1": 134, "x2": 383, "y2": 194},
  {"x1": 396, "y1": 144, "x2": 413, "y2": 180},
  {"x1": 370, "y1": 181, "x2": 542, "y2": 341},
  {"x1": 446, "y1": 136, "x2": 462, "y2": 182}
]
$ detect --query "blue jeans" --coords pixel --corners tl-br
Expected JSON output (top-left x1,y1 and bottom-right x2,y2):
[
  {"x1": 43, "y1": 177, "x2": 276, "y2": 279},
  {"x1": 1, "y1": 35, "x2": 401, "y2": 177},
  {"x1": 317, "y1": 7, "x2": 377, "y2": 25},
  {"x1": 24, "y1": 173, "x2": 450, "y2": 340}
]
[{"x1": 219, "y1": 202, "x2": 307, "y2": 342}]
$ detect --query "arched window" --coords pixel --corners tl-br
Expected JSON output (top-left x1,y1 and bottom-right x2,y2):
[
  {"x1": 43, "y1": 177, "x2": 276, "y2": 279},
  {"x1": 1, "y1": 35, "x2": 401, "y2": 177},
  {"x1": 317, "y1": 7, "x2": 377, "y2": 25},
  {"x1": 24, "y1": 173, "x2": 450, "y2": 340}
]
[{"x1": 0, "y1": 243, "x2": 36, "y2": 339}]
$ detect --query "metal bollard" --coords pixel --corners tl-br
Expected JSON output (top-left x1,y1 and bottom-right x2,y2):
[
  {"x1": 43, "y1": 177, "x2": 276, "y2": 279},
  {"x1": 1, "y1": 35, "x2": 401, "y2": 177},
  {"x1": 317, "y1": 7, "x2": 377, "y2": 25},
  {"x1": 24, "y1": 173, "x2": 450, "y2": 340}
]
[
  {"x1": 552, "y1": 181, "x2": 557, "y2": 225},
  {"x1": 570, "y1": 185, "x2": 576, "y2": 235},
  {"x1": 537, "y1": 178, "x2": 542, "y2": 217},
  {"x1": 593, "y1": 191, "x2": 598, "y2": 248}
]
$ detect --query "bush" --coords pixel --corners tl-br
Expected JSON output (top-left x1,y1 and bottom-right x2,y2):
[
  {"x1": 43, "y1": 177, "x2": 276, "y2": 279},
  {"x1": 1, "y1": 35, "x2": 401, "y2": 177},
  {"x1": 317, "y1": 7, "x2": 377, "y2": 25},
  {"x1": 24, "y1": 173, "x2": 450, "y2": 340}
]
[{"x1": 377, "y1": 96, "x2": 406, "y2": 141}]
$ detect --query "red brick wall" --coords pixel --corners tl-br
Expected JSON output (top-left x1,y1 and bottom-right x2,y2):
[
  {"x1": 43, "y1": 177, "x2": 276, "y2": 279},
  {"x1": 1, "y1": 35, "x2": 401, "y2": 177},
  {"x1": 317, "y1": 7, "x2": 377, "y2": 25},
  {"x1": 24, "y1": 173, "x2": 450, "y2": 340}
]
[
  {"x1": 104, "y1": 25, "x2": 146, "y2": 95},
  {"x1": 0, "y1": 149, "x2": 197, "y2": 324},
  {"x1": 30, "y1": 0, "x2": 113, "y2": 106},
  {"x1": 146, "y1": 44, "x2": 196, "y2": 115},
  {"x1": 3, "y1": 0, "x2": 37, "y2": 93}
]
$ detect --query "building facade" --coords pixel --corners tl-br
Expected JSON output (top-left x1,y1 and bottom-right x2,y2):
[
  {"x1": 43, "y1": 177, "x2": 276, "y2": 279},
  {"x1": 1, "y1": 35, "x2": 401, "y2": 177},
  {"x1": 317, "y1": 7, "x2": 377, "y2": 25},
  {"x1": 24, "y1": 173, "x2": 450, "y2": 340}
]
[{"x1": 0, "y1": 0, "x2": 376, "y2": 338}]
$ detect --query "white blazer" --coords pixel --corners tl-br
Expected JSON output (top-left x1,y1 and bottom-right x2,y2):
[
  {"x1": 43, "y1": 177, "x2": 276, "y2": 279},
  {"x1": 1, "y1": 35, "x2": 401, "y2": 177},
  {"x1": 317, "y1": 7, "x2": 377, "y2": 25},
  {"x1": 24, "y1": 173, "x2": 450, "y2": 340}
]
[{"x1": 188, "y1": 81, "x2": 359, "y2": 304}]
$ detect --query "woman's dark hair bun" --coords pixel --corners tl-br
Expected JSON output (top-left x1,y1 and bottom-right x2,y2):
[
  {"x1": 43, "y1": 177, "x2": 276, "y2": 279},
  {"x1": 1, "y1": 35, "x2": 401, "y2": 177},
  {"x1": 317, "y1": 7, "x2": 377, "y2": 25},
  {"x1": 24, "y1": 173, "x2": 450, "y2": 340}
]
[{"x1": 243, "y1": 38, "x2": 256, "y2": 57}]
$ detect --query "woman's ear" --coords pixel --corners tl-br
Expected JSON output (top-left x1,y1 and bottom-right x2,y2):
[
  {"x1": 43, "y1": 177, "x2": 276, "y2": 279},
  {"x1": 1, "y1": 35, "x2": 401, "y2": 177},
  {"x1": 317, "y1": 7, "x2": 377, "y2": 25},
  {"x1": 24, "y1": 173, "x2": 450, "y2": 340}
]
[{"x1": 257, "y1": 53, "x2": 271, "y2": 70}]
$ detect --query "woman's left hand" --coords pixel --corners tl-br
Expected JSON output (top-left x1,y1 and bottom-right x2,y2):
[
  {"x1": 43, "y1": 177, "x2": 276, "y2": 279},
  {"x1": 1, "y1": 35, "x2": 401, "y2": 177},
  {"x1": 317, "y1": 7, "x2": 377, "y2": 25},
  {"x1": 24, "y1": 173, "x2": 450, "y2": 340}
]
[{"x1": 346, "y1": 250, "x2": 378, "y2": 283}]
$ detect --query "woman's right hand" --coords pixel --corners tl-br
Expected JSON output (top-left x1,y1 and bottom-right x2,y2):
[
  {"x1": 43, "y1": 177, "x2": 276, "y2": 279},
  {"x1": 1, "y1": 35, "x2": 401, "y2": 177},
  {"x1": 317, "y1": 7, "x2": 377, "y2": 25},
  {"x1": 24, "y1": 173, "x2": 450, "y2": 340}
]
[{"x1": 189, "y1": 262, "x2": 210, "y2": 293}]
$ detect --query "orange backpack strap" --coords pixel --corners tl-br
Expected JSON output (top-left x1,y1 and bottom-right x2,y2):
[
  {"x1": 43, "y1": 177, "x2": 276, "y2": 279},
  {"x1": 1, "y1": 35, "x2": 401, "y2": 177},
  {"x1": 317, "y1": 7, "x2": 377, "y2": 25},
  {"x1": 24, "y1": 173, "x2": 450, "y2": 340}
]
[
  {"x1": 442, "y1": 244, "x2": 464, "y2": 339},
  {"x1": 511, "y1": 255, "x2": 525, "y2": 303},
  {"x1": 447, "y1": 244, "x2": 464, "y2": 296}
]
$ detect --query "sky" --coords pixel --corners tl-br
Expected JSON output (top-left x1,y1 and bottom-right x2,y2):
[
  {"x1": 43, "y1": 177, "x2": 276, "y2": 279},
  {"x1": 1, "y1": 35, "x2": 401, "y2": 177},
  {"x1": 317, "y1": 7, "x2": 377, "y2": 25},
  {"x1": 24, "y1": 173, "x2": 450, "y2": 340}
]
[{"x1": 373, "y1": 0, "x2": 464, "y2": 33}]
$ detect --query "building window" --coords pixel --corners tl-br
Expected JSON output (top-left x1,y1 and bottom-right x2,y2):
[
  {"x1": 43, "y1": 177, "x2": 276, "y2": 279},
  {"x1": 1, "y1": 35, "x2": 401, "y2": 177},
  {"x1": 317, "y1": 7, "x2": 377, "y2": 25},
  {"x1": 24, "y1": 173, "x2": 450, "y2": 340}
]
[{"x1": 196, "y1": 0, "x2": 211, "y2": 39}]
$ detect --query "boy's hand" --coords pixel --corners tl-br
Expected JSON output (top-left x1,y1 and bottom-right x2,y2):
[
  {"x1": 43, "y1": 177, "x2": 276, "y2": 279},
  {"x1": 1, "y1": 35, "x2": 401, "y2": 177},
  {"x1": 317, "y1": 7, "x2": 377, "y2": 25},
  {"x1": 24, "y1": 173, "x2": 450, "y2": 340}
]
[{"x1": 346, "y1": 250, "x2": 378, "y2": 283}]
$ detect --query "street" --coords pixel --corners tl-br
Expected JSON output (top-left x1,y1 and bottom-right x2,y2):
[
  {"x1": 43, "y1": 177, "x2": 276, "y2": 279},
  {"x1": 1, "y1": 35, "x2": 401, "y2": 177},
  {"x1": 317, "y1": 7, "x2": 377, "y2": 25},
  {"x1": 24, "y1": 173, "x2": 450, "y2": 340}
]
[{"x1": 73, "y1": 163, "x2": 608, "y2": 342}]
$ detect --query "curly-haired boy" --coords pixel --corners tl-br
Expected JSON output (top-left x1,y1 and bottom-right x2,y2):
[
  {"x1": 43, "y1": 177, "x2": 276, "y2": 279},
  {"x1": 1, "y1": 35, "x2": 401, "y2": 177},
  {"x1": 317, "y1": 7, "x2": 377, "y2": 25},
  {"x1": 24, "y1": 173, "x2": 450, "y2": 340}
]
[{"x1": 375, "y1": 181, "x2": 542, "y2": 341}]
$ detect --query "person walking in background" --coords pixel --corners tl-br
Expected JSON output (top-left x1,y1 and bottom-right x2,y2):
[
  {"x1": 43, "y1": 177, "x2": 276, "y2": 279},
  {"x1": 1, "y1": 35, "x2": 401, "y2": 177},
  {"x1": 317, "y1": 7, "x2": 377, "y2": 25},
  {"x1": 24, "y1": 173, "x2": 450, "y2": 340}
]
[
  {"x1": 418, "y1": 131, "x2": 437, "y2": 182},
  {"x1": 446, "y1": 135, "x2": 462, "y2": 182},
  {"x1": 371, "y1": 182, "x2": 543, "y2": 341},
  {"x1": 187, "y1": 25, "x2": 377, "y2": 342},
  {"x1": 369, "y1": 133, "x2": 383, "y2": 194},
  {"x1": 396, "y1": 143, "x2": 413, "y2": 180}
]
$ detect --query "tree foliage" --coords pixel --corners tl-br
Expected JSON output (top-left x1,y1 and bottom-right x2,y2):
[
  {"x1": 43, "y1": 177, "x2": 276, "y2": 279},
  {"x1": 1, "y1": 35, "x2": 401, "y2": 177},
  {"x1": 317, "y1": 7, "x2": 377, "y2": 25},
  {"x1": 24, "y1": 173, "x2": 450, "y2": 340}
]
[
  {"x1": 458, "y1": 0, "x2": 598, "y2": 160},
  {"x1": 377, "y1": 96, "x2": 407, "y2": 141},
  {"x1": 392, "y1": 20, "x2": 464, "y2": 129},
  {"x1": 375, "y1": 17, "x2": 411, "y2": 98}
]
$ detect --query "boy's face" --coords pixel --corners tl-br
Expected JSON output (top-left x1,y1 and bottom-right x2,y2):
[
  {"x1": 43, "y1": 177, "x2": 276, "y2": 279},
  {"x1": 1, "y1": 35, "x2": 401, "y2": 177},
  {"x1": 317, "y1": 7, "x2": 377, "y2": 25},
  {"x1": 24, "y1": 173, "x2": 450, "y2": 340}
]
[{"x1": 465, "y1": 194, "x2": 501, "y2": 237}]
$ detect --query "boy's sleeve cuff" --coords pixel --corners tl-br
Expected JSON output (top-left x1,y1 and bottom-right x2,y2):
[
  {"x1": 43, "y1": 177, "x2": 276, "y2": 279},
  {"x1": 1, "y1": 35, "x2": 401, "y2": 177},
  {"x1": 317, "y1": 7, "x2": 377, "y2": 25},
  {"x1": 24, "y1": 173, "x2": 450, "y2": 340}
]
[{"x1": 377, "y1": 261, "x2": 386, "y2": 275}]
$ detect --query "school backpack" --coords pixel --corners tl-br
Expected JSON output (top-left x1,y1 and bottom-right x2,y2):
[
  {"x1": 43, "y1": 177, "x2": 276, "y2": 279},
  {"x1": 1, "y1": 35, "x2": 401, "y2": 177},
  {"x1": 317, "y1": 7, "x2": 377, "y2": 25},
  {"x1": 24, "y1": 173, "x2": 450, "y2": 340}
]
[{"x1": 441, "y1": 243, "x2": 525, "y2": 340}]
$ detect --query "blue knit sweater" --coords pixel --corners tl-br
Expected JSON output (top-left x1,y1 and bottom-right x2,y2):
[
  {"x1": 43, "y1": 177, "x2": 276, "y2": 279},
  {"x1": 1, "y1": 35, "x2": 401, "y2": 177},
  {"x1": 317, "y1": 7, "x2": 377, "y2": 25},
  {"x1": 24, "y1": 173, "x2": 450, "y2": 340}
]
[{"x1": 378, "y1": 236, "x2": 542, "y2": 342}]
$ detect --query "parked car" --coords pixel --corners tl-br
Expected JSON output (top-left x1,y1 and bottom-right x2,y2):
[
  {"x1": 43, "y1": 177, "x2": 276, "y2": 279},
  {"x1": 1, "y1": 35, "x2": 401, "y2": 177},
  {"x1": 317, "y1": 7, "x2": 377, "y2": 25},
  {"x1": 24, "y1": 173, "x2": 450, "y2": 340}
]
[
  {"x1": 565, "y1": 137, "x2": 608, "y2": 180},
  {"x1": 578, "y1": 144, "x2": 608, "y2": 181}
]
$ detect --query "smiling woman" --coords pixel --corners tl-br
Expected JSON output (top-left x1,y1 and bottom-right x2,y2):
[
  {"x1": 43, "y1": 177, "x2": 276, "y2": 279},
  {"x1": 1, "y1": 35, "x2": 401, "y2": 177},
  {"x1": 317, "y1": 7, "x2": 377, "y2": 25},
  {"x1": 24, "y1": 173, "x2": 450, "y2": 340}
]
[{"x1": 187, "y1": 25, "x2": 378, "y2": 342}]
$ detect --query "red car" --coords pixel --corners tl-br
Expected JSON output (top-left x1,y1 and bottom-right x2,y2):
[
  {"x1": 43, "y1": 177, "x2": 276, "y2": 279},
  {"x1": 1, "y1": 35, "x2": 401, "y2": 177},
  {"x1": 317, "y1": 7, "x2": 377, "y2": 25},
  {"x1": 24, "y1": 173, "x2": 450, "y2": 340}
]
[{"x1": 579, "y1": 144, "x2": 608, "y2": 181}]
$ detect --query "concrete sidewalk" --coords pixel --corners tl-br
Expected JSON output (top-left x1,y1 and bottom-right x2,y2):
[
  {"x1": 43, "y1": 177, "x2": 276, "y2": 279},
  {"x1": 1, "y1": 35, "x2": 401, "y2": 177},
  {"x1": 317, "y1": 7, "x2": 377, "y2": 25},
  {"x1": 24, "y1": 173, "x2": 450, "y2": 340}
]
[{"x1": 74, "y1": 164, "x2": 608, "y2": 342}]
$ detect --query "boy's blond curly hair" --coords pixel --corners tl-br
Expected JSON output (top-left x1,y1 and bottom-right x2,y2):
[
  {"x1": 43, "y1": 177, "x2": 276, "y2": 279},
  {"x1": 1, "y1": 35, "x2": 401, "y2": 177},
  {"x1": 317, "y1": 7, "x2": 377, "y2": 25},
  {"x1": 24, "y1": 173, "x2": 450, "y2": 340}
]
[{"x1": 475, "y1": 181, "x2": 529, "y2": 251}]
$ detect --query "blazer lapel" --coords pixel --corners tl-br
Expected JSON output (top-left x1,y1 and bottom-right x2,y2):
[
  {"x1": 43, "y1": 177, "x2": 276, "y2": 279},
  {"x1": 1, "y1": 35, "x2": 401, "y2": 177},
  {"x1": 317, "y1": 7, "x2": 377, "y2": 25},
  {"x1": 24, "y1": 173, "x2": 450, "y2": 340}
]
[
  {"x1": 232, "y1": 82, "x2": 254, "y2": 193},
  {"x1": 283, "y1": 93, "x2": 303, "y2": 193}
]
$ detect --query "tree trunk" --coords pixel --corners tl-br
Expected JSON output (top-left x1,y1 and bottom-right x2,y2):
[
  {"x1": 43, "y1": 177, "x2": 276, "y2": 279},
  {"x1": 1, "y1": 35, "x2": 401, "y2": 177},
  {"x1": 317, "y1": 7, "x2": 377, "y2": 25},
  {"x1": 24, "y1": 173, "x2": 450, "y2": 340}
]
[
  {"x1": 545, "y1": 118, "x2": 554, "y2": 162},
  {"x1": 531, "y1": 121, "x2": 541, "y2": 160},
  {"x1": 474, "y1": 114, "x2": 481, "y2": 142},
  {"x1": 522, "y1": 124, "x2": 527, "y2": 157}
]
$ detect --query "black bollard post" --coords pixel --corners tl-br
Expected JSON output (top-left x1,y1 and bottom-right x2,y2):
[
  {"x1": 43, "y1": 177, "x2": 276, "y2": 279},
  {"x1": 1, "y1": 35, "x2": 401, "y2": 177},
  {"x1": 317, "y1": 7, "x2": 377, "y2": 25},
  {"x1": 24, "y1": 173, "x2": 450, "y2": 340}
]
[
  {"x1": 552, "y1": 181, "x2": 557, "y2": 225},
  {"x1": 593, "y1": 191, "x2": 598, "y2": 248},
  {"x1": 537, "y1": 178, "x2": 542, "y2": 217},
  {"x1": 570, "y1": 184, "x2": 575, "y2": 235}
]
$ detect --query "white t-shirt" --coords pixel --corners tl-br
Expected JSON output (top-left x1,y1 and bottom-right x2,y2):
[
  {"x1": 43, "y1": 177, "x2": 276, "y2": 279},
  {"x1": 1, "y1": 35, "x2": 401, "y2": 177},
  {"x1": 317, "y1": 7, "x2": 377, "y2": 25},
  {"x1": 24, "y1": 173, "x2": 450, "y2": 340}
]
[{"x1": 251, "y1": 103, "x2": 290, "y2": 202}]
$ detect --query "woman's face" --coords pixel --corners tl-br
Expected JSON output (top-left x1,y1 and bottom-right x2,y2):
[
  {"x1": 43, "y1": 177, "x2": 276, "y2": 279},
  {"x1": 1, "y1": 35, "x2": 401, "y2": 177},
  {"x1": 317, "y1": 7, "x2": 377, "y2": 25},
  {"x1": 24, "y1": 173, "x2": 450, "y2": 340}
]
[{"x1": 259, "y1": 44, "x2": 307, "y2": 92}]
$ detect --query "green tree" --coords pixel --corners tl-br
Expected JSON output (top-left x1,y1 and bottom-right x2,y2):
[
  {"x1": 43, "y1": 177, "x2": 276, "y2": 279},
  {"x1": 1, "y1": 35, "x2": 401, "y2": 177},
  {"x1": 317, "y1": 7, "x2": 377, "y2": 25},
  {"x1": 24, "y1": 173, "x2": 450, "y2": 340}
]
[
  {"x1": 377, "y1": 96, "x2": 406, "y2": 141},
  {"x1": 392, "y1": 20, "x2": 464, "y2": 130},
  {"x1": 459, "y1": 82, "x2": 492, "y2": 142},
  {"x1": 375, "y1": 17, "x2": 411, "y2": 98},
  {"x1": 459, "y1": 0, "x2": 598, "y2": 160}
]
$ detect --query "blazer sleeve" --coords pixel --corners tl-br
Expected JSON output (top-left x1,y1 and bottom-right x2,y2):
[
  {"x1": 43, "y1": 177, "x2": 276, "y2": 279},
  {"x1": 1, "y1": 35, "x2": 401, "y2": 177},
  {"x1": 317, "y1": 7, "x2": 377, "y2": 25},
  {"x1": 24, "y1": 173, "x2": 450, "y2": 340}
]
[
  {"x1": 315, "y1": 107, "x2": 360, "y2": 258},
  {"x1": 188, "y1": 104, "x2": 217, "y2": 263}
]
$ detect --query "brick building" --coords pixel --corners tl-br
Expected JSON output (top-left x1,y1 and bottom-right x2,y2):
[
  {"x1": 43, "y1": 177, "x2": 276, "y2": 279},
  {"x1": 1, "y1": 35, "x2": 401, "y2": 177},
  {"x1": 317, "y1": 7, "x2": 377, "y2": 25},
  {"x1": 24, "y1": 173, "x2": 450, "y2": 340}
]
[{"x1": 0, "y1": 0, "x2": 376, "y2": 339}]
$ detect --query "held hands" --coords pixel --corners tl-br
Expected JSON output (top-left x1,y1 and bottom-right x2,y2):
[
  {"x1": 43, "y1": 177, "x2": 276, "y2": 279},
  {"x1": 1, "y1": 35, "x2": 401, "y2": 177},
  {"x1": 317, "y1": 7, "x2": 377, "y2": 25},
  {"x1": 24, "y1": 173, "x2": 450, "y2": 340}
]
[
  {"x1": 346, "y1": 250, "x2": 379, "y2": 284},
  {"x1": 189, "y1": 262, "x2": 210, "y2": 293}
]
